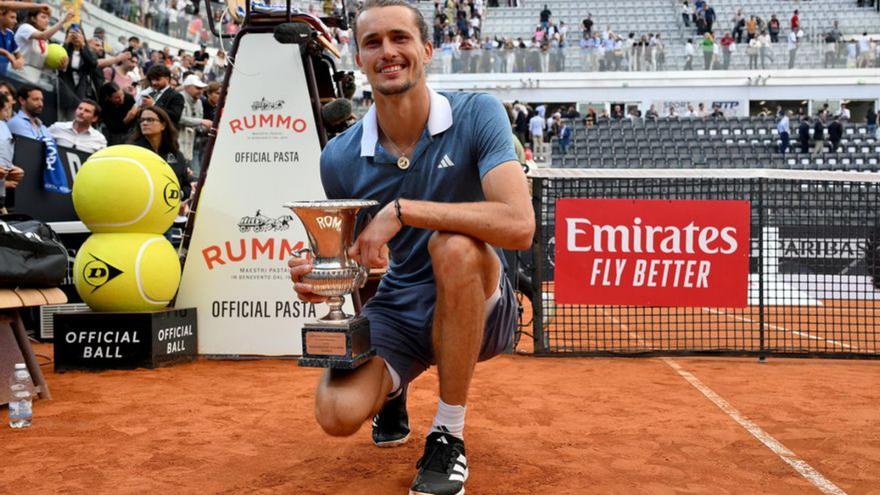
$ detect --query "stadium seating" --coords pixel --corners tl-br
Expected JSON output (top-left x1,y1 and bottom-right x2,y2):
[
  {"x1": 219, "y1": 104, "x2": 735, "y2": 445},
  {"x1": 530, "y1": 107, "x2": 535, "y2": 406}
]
[
  {"x1": 550, "y1": 117, "x2": 880, "y2": 170},
  {"x1": 417, "y1": 0, "x2": 880, "y2": 72}
]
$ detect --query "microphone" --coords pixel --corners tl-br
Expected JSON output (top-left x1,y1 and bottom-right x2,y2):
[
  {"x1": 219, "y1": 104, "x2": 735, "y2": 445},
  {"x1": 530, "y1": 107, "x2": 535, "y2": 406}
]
[
  {"x1": 321, "y1": 98, "x2": 354, "y2": 127},
  {"x1": 273, "y1": 22, "x2": 315, "y2": 45}
]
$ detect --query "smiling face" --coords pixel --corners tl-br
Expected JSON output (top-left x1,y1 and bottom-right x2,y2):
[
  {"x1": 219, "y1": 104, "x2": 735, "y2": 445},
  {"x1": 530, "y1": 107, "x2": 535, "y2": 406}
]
[{"x1": 354, "y1": 5, "x2": 432, "y2": 97}]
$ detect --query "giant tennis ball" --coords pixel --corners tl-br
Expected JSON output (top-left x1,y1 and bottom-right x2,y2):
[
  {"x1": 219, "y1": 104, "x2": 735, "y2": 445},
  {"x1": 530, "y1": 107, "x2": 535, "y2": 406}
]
[
  {"x1": 73, "y1": 234, "x2": 181, "y2": 312},
  {"x1": 44, "y1": 44, "x2": 68, "y2": 70},
  {"x1": 73, "y1": 145, "x2": 180, "y2": 234}
]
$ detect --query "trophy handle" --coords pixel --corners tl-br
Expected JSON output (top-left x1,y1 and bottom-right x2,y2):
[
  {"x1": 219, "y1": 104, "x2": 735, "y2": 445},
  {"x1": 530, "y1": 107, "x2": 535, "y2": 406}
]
[
  {"x1": 356, "y1": 264, "x2": 368, "y2": 289},
  {"x1": 292, "y1": 247, "x2": 314, "y2": 260}
]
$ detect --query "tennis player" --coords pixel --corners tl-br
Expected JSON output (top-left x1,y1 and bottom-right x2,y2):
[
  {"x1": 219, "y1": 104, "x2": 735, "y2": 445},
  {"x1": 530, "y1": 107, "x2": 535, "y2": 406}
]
[{"x1": 288, "y1": 1, "x2": 533, "y2": 493}]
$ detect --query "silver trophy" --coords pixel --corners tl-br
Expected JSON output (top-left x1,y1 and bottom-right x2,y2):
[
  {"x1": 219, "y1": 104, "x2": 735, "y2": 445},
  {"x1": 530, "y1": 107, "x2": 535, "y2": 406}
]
[{"x1": 283, "y1": 199, "x2": 378, "y2": 369}]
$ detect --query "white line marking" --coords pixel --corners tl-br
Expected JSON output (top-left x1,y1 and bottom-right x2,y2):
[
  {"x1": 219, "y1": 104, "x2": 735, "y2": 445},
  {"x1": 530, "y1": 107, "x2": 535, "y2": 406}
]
[
  {"x1": 599, "y1": 308, "x2": 647, "y2": 348},
  {"x1": 704, "y1": 308, "x2": 857, "y2": 350},
  {"x1": 663, "y1": 358, "x2": 848, "y2": 495}
]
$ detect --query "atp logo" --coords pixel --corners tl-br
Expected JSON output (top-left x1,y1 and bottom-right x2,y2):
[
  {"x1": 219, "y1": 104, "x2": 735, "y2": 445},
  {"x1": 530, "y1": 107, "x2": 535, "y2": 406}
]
[
  {"x1": 163, "y1": 175, "x2": 181, "y2": 212},
  {"x1": 81, "y1": 255, "x2": 124, "y2": 293}
]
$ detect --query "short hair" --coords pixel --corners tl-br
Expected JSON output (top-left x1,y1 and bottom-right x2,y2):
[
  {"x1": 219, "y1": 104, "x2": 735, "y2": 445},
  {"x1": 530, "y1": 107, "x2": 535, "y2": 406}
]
[
  {"x1": 98, "y1": 82, "x2": 120, "y2": 102},
  {"x1": 147, "y1": 64, "x2": 171, "y2": 81},
  {"x1": 205, "y1": 81, "x2": 221, "y2": 95},
  {"x1": 128, "y1": 36, "x2": 140, "y2": 43},
  {"x1": 352, "y1": 0, "x2": 429, "y2": 53},
  {"x1": 16, "y1": 83, "x2": 42, "y2": 101},
  {"x1": 79, "y1": 98, "x2": 102, "y2": 117}
]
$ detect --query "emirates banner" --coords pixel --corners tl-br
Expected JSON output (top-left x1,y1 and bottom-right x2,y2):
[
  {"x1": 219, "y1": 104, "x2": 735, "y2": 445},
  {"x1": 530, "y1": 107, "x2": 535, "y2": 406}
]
[
  {"x1": 176, "y1": 33, "x2": 327, "y2": 355},
  {"x1": 555, "y1": 199, "x2": 750, "y2": 307}
]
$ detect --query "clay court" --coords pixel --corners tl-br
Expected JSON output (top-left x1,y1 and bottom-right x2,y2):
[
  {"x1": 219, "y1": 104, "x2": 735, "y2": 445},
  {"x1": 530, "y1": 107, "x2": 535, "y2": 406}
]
[{"x1": 2, "y1": 340, "x2": 878, "y2": 495}]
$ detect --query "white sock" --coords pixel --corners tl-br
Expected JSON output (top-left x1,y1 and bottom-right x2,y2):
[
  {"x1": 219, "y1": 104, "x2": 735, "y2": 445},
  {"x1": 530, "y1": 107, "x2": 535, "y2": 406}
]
[{"x1": 430, "y1": 399, "x2": 466, "y2": 440}]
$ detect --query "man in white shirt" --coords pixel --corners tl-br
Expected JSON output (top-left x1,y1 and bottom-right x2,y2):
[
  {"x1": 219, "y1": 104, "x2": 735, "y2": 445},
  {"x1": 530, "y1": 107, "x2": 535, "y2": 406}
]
[
  {"x1": 857, "y1": 32, "x2": 871, "y2": 68},
  {"x1": 787, "y1": 30, "x2": 798, "y2": 69},
  {"x1": 529, "y1": 112, "x2": 546, "y2": 162},
  {"x1": 684, "y1": 38, "x2": 694, "y2": 70},
  {"x1": 48, "y1": 99, "x2": 108, "y2": 153}
]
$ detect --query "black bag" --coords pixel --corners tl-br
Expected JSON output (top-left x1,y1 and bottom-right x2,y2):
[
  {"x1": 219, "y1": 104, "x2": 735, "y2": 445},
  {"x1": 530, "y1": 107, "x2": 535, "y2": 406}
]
[{"x1": 0, "y1": 215, "x2": 68, "y2": 287}]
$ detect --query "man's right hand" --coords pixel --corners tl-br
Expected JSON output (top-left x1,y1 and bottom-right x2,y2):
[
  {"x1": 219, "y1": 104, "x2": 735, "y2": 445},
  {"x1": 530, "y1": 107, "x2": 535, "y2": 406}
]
[
  {"x1": 288, "y1": 253, "x2": 329, "y2": 304},
  {"x1": 141, "y1": 95, "x2": 154, "y2": 107}
]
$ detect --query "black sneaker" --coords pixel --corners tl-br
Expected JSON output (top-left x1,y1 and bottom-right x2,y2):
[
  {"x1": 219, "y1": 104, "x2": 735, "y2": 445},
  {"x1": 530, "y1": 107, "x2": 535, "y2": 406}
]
[
  {"x1": 371, "y1": 386, "x2": 410, "y2": 448},
  {"x1": 409, "y1": 431, "x2": 468, "y2": 495}
]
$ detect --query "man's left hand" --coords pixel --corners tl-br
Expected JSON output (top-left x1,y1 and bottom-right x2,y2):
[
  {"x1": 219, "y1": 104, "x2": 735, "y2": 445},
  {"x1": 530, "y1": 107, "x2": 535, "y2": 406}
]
[
  {"x1": 348, "y1": 202, "x2": 401, "y2": 269},
  {"x1": 7, "y1": 166, "x2": 24, "y2": 182}
]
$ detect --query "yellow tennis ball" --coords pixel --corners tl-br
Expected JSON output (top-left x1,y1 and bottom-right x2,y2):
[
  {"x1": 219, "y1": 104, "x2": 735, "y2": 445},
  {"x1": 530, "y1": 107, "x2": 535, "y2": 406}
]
[
  {"x1": 73, "y1": 234, "x2": 182, "y2": 312},
  {"x1": 44, "y1": 44, "x2": 68, "y2": 70},
  {"x1": 73, "y1": 145, "x2": 181, "y2": 234}
]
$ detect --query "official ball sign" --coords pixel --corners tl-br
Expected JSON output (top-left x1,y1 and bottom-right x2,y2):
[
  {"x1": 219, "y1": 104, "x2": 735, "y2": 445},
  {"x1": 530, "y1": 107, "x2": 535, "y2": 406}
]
[{"x1": 555, "y1": 199, "x2": 750, "y2": 307}]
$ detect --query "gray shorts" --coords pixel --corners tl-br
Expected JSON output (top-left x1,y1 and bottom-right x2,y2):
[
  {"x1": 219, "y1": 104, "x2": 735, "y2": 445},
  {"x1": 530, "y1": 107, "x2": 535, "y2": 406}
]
[{"x1": 362, "y1": 271, "x2": 517, "y2": 386}]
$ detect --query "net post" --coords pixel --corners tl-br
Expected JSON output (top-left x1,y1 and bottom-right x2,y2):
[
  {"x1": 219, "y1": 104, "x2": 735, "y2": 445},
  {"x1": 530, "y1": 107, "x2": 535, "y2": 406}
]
[
  {"x1": 531, "y1": 176, "x2": 546, "y2": 354},
  {"x1": 757, "y1": 178, "x2": 766, "y2": 362}
]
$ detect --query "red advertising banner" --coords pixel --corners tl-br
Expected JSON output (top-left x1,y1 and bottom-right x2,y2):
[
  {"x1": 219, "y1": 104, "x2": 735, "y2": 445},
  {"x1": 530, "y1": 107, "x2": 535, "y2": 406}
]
[{"x1": 555, "y1": 199, "x2": 750, "y2": 307}]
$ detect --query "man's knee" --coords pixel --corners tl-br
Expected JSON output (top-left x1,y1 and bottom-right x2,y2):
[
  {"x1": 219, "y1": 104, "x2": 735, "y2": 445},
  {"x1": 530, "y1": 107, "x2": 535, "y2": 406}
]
[
  {"x1": 428, "y1": 232, "x2": 484, "y2": 274},
  {"x1": 314, "y1": 388, "x2": 366, "y2": 437}
]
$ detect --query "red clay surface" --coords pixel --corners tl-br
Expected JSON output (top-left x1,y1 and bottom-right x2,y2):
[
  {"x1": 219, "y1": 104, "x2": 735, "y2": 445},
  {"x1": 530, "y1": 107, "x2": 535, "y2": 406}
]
[{"x1": 2, "y1": 342, "x2": 878, "y2": 494}]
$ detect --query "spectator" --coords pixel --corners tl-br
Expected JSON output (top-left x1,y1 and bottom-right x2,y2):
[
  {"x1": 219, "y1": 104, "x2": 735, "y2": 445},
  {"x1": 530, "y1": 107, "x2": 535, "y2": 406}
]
[
  {"x1": 539, "y1": 4, "x2": 551, "y2": 30},
  {"x1": 787, "y1": 29, "x2": 799, "y2": 69},
  {"x1": 777, "y1": 110, "x2": 791, "y2": 154},
  {"x1": 129, "y1": 106, "x2": 190, "y2": 200},
  {"x1": 867, "y1": 107, "x2": 877, "y2": 136},
  {"x1": 610, "y1": 104, "x2": 624, "y2": 119},
  {"x1": 58, "y1": 25, "x2": 103, "y2": 116},
  {"x1": 177, "y1": 74, "x2": 211, "y2": 171},
  {"x1": 700, "y1": 33, "x2": 714, "y2": 70},
  {"x1": 720, "y1": 32, "x2": 734, "y2": 69},
  {"x1": 768, "y1": 15, "x2": 780, "y2": 43},
  {"x1": 98, "y1": 82, "x2": 139, "y2": 146},
  {"x1": 710, "y1": 105, "x2": 724, "y2": 118},
  {"x1": 645, "y1": 104, "x2": 659, "y2": 121},
  {"x1": 8, "y1": 83, "x2": 66, "y2": 192},
  {"x1": 790, "y1": 10, "x2": 800, "y2": 33},
  {"x1": 0, "y1": 7, "x2": 23, "y2": 77},
  {"x1": 0, "y1": 92, "x2": 22, "y2": 213},
  {"x1": 684, "y1": 38, "x2": 694, "y2": 70},
  {"x1": 666, "y1": 106, "x2": 678, "y2": 120},
  {"x1": 557, "y1": 121, "x2": 571, "y2": 155},
  {"x1": 104, "y1": 49, "x2": 139, "y2": 95},
  {"x1": 528, "y1": 111, "x2": 545, "y2": 161},
  {"x1": 143, "y1": 64, "x2": 184, "y2": 124},
  {"x1": 702, "y1": 2, "x2": 716, "y2": 33},
  {"x1": 797, "y1": 116, "x2": 810, "y2": 153},
  {"x1": 202, "y1": 81, "x2": 221, "y2": 123},
  {"x1": 745, "y1": 15, "x2": 757, "y2": 42},
  {"x1": 14, "y1": 8, "x2": 74, "y2": 80},
  {"x1": 758, "y1": 30, "x2": 773, "y2": 69},
  {"x1": 193, "y1": 43, "x2": 210, "y2": 73},
  {"x1": 48, "y1": 99, "x2": 108, "y2": 153},
  {"x1": 732, "y1": 8, "x2": 744, "y2": 43},
  {"x1": 582, "y1": 13, "x2": 593, "y2": 37},
  {"x1": 680, "y1": 1, "x2": 692, "y2": 28},
  {"x1": 837, "y1": 103, "x2": 851, "y2": 121},
  {"x1": 813, "y1": 113, "x2": 826, "y2": 154},
  {"x1": 827, "y1": 115, "x2": 843, "y2": 152}
]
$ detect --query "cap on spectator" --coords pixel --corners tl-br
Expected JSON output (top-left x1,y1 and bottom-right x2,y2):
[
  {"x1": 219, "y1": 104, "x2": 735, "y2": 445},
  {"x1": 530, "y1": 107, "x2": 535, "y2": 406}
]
[
  {"x1": 94, "y1": 26, "x2": 105, "y2": 37},
  {"x1": 182, "y1": 75, "x2": 207, "y2": 88}
]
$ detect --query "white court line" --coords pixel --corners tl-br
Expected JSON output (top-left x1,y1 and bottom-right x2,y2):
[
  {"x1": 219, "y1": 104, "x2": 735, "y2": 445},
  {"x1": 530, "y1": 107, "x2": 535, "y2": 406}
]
[
  {"x1": 662, "y1": 358, "x2": 848, "y2": 495},
  {"x1": 703, "y1": 308, "x2": 857, "y2": 350}
]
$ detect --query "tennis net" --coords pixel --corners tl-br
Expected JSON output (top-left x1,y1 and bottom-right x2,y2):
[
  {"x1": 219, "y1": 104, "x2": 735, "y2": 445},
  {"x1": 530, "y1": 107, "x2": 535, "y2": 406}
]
[{"x1": 526, "y1": 169, "x2": 880, "y2": 358}]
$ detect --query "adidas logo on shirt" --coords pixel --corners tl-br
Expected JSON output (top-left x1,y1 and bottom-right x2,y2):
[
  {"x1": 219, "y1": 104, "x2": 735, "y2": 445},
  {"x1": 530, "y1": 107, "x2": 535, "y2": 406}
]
[{"x1": 437, "y1": 154, "x2": 455, "y2": 169}]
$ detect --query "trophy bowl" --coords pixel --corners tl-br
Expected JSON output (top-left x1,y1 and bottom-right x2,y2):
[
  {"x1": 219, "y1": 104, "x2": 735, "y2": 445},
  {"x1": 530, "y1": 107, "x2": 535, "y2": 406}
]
[{"x1": 283, "y1": 199, "x2": 378, "y2": 368}]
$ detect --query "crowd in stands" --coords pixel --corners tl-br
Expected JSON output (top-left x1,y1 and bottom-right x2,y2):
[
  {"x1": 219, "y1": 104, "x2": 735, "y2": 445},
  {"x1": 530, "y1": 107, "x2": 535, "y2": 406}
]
[{"x1": 0, "y1": 2, "x2": 229, "y2": 214}]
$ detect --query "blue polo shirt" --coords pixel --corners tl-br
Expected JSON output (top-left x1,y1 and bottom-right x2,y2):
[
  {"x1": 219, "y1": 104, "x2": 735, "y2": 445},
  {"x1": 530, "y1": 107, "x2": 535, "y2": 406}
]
[
  {"x1": 320, "y1": 89, "x2": 516, "y2": 311},
  {"x1": 0, "y1": 29, "x2": 16, "y2": 76}
]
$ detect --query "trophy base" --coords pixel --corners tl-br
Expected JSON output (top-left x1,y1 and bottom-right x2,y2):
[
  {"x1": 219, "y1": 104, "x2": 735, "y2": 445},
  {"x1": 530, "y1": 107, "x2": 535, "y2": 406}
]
[{"x1": 298, "y1": 315, "x2": 374, "y2": 369}]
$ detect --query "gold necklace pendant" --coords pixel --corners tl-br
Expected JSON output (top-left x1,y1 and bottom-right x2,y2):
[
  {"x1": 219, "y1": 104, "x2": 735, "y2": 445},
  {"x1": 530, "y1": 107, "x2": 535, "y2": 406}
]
[{"x1": 397, "y1": 156, "x2": 410, "y2": 170}]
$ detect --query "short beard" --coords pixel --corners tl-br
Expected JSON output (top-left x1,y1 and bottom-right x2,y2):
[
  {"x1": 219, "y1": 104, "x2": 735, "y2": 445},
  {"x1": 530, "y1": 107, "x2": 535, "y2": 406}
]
[{"x1": 375, "y1": 79, "x2": 415, "y2": 96}]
